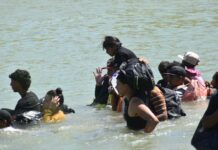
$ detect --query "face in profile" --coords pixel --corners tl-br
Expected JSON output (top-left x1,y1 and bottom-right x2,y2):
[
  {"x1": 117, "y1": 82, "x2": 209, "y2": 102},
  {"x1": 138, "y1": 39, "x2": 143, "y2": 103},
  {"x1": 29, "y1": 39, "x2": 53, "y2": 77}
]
[
  {"x1": 105, "y1": 47, "x2": 116, "y2": 56},
  {"x1": 211, "y1": 77, "x2": 218, "y2": 89},
  {"x1": 168, "y1": 75, "x2": 184, "y2": 88},
  {"x1": 116, "y1": 79, "x2": 128, "y2": 97},
  {"x1": 43, "y1": 94, "x2": 52, "y2": 106},
  {"x1": 0, "y1": 120, "x2": 8, "y2": 128},
  {"x1": 10, "y1": 80, "x2": 22, "y2": 92}
]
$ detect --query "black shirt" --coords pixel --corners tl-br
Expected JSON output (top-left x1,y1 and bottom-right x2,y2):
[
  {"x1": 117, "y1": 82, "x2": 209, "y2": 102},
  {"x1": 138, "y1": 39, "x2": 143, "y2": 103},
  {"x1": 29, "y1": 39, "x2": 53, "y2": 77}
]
[
  {"x1": 124, "y1": 99, "x2": 147, "y2": 130},
  {"x1": 204, "y1": 90, "x2": 218, "y2": 130},
  {"x1": 157, "y1": 79, "x2": 168, "y2": 88},
  {"x1": 114, "y1": 46, "x2": 137, "y2": 68},
  {"x1": 14, "y1": 91, "x2": 40, "y2": 115}
]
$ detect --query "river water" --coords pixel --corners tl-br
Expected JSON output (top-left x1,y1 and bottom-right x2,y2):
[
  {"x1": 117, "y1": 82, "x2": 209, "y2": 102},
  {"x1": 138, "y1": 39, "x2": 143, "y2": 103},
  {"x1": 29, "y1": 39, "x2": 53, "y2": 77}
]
[{"x1": 0, "y1": 0, "x2": 218, "y2": 150}]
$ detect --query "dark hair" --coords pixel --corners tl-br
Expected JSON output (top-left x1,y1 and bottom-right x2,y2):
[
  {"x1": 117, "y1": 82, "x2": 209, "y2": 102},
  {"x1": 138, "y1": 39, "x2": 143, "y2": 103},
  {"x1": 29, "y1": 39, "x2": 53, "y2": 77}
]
[
  {"x1": 107, "y1": 58, "x2": 114, "y2": 67},
  {"x1": 56, "y1": 88, "x2": 64, "y2": 106},
  {"x1": 158, "y1": 61, "x2": 170, "y2": 73},
  {"x1": 118, "y1": 58, "x2": 155, "y2": 93},
  {"x1": 213, "y1": 72, "x2": 218, "y2": 85},
  {"x1": 166, "y1": 61, "x2": 184, "y2": 73},
  {"x1": 9, "y1": 69, "x2": 31, "y2": 91},
  {"x1": 0, "y1": 110, "x2": 12, "y2": 127},
  {"x1": 182, "y1": 60, "x2": 195, "y2": 68},
  {"x1": 102, "y1": 36, "x2": 122, "y2": 50},
  {"x1": 46, "y1": 88, "x2": 64, "y2": 106}
]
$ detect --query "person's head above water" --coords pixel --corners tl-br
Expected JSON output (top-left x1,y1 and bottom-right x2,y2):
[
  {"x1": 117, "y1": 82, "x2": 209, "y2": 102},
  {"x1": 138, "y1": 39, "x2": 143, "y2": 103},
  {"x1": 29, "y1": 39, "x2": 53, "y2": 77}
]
[
  {"x1": 0, "y1": 110, "x2": 12, "y2": 128},
  {"x1": 211, "y1": 72, "x2": 218, "y2": 89},
  {"x1": 9, "y1": 69, "x2": 31, "y2": 92},
  {"x1": 102, "y1": 36, "x2": 122, "y2": 56},
  {"x1": 116, "y1": 59, "x2": 155, "y2": 96},
  {"x1": 178, "y1": 51, "x2": 200, "y2": 68}
]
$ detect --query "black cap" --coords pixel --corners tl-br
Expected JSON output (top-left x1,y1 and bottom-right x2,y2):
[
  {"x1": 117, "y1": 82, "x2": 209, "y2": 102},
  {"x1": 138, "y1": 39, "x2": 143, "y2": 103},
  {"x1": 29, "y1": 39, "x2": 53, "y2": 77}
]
[{"x1": 166, "y1": 66, "x2": 186, "y2": 77}]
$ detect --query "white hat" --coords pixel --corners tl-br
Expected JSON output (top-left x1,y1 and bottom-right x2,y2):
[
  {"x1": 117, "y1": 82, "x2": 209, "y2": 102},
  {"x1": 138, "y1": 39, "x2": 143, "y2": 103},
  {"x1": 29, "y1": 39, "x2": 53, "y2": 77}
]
[{"x1": 178, "y1": 51, "x2": 200, "y2": 66}]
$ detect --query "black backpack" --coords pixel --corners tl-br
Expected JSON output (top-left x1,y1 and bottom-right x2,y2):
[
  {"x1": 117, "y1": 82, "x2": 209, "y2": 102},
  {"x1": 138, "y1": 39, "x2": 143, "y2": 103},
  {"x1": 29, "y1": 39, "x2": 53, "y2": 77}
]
[
  {"x1": 157, "y1": 86, "x2": 186, "y2": 119},
  {"x1": 120, "y1": 58, "x2": 155, "y2": 92}
]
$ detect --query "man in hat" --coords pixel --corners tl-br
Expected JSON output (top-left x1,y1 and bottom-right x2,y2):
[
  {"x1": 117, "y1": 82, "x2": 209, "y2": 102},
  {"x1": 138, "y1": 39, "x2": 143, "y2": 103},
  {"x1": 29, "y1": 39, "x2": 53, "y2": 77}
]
[
  {"x1": 178, "y1": 51, "x2": 205, "y2": 85},
  {"x1": 2, "y1": 69, "x2": 40, "y2": 120},
  {"x1": 178, "y1": 51, "x2": 208, "y2": 99}
]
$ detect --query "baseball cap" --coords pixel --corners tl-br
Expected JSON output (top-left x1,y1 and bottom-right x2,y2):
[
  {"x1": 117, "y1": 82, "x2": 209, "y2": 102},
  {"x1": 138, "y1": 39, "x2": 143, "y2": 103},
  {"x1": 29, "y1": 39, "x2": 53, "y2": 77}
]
[{"x1": 178, "y1": 51, "x2": 200, "y2": 66}]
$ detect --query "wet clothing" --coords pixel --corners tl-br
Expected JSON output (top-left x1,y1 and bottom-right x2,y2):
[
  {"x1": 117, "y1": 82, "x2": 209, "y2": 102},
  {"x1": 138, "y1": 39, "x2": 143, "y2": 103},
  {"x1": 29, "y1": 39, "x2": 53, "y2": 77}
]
[
  {"x1": 191, "y1": 90, "x2": 218, "y2": 149},
  {"x1": 123, "y1": 98, "x2": 147, "y2": 130},
  {"x1": 204, "y1": 90, "x2": 218, "y2": 131},
  {"x1": 43, "y1": 109, "x2": 65, "y2": 123},
  {"x1": 185, "y1": 68, "x2": 205, "y2": 86},
  {"x1": 113, "y1": 46, "x2": 137, "y2": 69},
  {"x1": 183, "y1": 67, "x2": 207, "y2": 101},
  {"x1": 3, "y1": 92, "x2": 40, "y2": 117},
  {"x1": 149, "y1": 86, "x2": 168, "y2": 121},
  {"x1": 14, "y1": 92, "x2": 40, "y2": 115},
  {"x1": 183, "y1": 79, "x2": 207, "y2": 101},
  {"x1": 157, "y1": 79, "x2": 168, "y2": 88},
  {"x1": 93, "y1": 76, "x2": 110, "y2": 104}
]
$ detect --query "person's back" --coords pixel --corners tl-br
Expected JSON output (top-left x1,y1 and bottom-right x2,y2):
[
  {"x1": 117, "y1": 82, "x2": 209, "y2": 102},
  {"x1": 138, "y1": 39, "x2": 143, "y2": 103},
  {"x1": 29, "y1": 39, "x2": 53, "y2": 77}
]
[
  {"x1": 114, "y1": 46, "x2": 137, "y2": 68},
  {"x1": 14, "y1": 91, "x2": 40, "y2": 115},
  {"x1": 201, "y1": 72, "x2": 218, "y2": 130},
  {"x1": 149, "y1": 86, "x2": 168, "y2": 121},
  {"x1": 191, "y1": 72, "x2": 218, "y2": 149}
]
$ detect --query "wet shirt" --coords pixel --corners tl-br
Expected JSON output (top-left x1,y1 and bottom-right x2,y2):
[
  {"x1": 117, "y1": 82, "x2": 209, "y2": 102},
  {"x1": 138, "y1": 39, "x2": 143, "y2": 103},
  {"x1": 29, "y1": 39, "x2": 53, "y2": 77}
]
[
  {"x1": 113, "y1": 47, "x2": 137, "y2": 68},
  {"x1": 43, "y1": 109, "x2": 65, "y2": 123},
  {"x1": 94, "y1": 76, "x2": 110, "y2": 104},
  {"x1": 14, "y1": 91, "x2": 40, "y2": 115},
  {"x1": 204, "y1": 90, "x2": 218, "y2": 130}
]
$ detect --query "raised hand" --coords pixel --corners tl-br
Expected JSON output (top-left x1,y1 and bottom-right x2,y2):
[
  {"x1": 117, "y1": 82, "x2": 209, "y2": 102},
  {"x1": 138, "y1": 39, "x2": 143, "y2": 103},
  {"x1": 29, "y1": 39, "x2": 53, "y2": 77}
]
[{"x1": 93, "y1": 67, "x2": 104, "y2": 86}]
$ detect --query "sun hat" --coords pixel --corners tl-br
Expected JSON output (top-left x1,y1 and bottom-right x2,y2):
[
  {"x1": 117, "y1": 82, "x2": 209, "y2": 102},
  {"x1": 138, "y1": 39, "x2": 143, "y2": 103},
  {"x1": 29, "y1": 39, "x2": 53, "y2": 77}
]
[{"x1": 178, "y1": 51, "x2": 200, "y2": 66}]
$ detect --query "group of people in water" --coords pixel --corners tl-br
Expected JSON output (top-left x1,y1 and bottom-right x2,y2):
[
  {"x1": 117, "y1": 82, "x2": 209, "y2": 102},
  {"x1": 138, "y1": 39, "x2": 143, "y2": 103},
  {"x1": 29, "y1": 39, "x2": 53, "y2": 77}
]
[
  {"x1": 0, "y1": 69, "x2": 75, "y2": 129},
  {"x1": 1, "y1": 35, "x2": 217, "y2": 149},
  {"x1": 89, "y1": 36, "x2": 218, "y2": 149}
]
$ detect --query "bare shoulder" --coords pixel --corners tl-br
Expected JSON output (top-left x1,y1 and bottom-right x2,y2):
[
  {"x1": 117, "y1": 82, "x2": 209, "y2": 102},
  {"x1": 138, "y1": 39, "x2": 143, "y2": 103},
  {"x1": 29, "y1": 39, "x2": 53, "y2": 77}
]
[
  {"x1": 151, "y1": 86, "x2": 162, "y2": 96},
  {"x1": 130, "y1": 97, "x2": 144, "y2": 106}
]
